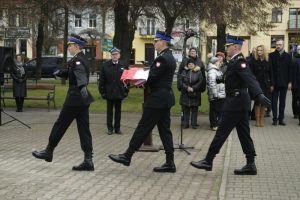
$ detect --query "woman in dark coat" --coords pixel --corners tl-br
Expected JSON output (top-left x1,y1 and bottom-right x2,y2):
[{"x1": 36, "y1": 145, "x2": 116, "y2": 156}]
[
  {"x1": 249, "y1": 45, "x2": 273, "y2": 127},
  {"x1": 11, "y1": 54, "x2": 27, "y2": 112},
  {"x1": 178, "y1": 58, "x2": 204, "y2": 129}
]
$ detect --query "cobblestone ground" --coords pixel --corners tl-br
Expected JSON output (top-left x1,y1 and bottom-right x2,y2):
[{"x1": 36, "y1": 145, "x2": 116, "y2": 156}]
[
  {"x1": 0, "y1": 110, "x2": 224, "y2": 200},
  {"x1": 2, "y1": 93, "x2": 298, "y2": 200},
  {"x1": 225, "y1": 92, "x2": 300, "y2": 200}
]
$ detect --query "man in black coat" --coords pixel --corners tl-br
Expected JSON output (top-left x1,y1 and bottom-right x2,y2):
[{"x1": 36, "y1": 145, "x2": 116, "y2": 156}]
[
  {"x1": 190, "y1": 35, "x2": 271, "y2": 175},
  {"x1": 108, "y1": 30, "x2": 177, "y2": 173},
  {"x1": 269, "y1": 39, "x2": 292, "y2": 125},
  {"x1": 32, "y1": 34, "x2": 95, "y2": 171},
  {"x1": 99, "y1": 47, "x2": 129, "y2": 135}
]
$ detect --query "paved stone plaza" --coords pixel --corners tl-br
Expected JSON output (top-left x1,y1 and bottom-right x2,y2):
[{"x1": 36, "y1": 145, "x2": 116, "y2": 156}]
[{"x1": 0, "y1": 93, "x2": 299, "y2": 200}]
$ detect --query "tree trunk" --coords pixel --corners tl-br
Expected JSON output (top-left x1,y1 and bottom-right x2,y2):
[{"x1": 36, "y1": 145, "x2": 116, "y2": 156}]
[
  {"x1": 36, "y1": 17, "x2": 44, "y2": 80},
  {"x1": 113, "y1": 0, "x2": 131, "y2": 65},
  {"x1": 165, "y1": 17, "x2": 176, "y2": 36},
  {"x1": 101, "y1": 8, "x2": 107, "y2": 59},
  {"x1": 62, "y1": 4, "x2": 68, "y2": 85},
  {"x1": 217, "y1": 23, "x2": 226, "y2": 52}
]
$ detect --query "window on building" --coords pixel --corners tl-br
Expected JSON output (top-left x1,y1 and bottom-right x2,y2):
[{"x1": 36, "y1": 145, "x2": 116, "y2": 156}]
[
  {"x1": 271, "y1": 8, "x2": 282, "y2": 23},
  {"x1": 146, "y1": 18, "x2": 155, "y2": 35},
  {"x1": 271, "y1": 35, "x2": 284, "y2": 49},
  {"x1": 19, "y1": 15, "x2": 27, "y2": 27},
  {"x1": 185, "y1": 19, "x2": 190, "y2": 29},
  {"x1": 75, "y1": 14, "x2": 82, "y2": 27},
  {"x1": 4, "y1": 39, "x2": 15, "y2": 47},
  {"x1": 8, "y1": 14, "x2": 17, "y2": 26},
  {"x1": 289, "y1": 8, "x2": 300, "y2": 29},
  {"x1": 89, "y1": 14, "x2": 96, "y2": 28}
]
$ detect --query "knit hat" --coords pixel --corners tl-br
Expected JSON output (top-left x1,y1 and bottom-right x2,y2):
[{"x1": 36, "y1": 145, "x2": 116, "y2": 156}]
[{"x1": 209, "y1": 56, "x2": 219, "y2": 64}]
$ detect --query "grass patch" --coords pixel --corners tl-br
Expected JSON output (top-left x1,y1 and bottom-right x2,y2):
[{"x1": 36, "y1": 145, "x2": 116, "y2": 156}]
[{"x1": 2, "y1": 79, "x2": 209, "y2": 114}]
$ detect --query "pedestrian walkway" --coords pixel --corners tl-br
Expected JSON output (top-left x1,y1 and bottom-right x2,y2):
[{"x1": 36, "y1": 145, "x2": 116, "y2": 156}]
[
  {"x1": 223, "y1": 92, "x2": 300, "y2": 200},
  {"x1": 0, "y1": 109, "x2": 223, "y2": 200},
  {"x1": 0, "y1": 92, "x2": 299, "y2": 200}
]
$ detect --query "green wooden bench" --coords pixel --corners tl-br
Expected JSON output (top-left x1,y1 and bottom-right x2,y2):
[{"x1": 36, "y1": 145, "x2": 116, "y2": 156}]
[{"x1": 1, "y1": 83, "x2": 56, "y2": 111}]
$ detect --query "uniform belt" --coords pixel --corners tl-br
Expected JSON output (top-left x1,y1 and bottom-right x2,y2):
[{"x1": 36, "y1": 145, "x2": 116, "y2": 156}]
[{"x1": 226, "y1": 88, "x2": 247, "y2": 97}]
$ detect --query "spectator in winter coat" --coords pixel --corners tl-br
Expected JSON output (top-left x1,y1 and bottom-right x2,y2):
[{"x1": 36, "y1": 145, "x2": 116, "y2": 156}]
[
  {"x1": 178, "y1": 47, "x2": 206, "y2": 93},
  {"x1": 206, "y1": 56, "x2": 226, "y2": 131},
  {"x1": 11, "y1": 54, "x2": 27, "y2": 112},
  {"x1": 269, "y1": 39, "x2": 292, "y2": 126},
  {"x1": 250, "y1": 45, "x2": 273, "y2": 127},
  {"x1": 178, "y1": 58, "x2": 204, "y2": 129}
]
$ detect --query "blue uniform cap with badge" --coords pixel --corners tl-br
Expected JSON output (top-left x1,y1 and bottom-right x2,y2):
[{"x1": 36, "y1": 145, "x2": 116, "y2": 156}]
[
  {"x1": 67, "y1": 35, "x2": 87, "y2": 47},
  {"x1": 225, "y1": 35, "x2": 244, "y2": 46},
  {"x1": 154, "y1": 30, "x2": 173, "y2": 42},
  {"x1": 110, "y1": 47, "x2": 121, "y2": 54}
]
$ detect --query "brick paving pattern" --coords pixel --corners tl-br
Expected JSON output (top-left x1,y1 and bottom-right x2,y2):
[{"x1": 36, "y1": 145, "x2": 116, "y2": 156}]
[
  {"x1": 225, "y1": 92, "x2": 300, "y2": 200},
  {"x1": 0, "y1": 110, "x2": 223, "y2": 200},
  {"x1": 0, "y1": 92, "x2": 299, "y2": 200}
]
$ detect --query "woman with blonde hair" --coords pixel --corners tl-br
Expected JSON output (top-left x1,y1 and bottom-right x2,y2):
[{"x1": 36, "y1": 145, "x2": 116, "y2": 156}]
[{"x1": 249, "y1": 45, "x2": 273, "y2": 127}]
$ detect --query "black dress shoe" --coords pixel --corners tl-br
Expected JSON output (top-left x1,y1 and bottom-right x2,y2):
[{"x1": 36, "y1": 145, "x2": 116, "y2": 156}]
[
  {"x1": 191, "y1": 125, "x2": 197, "y2": 129},
  {"x1": 279, "y1": 121, "x2": 286, "y2": 126},
  {"x1": 108, "y1": 154, "x2": 131, "y2": 166},
  {"x1": 272, "y1": 121, "x2": 278, "y2": 126},
  {"x1": 190, "y1": 159, "x2": 212, "y2": 171},
  {"x1": 72, "y1": 160, "x2": 94, "y2": 171},
  {"x1": 183, "y1": 125, "x2": 189, "y2": 129},
  {"x1": 115, "y1": 130, "x2": 122, "y2": 134},
  {"x1": 32, "y1": 150, "x2": 53, "y2": 162},
  {"x1": 107, "y1": 130, "x2": 113, "y2": 135},
  {"x1": 234, "y1": 163, "x2": 257, "y2": 175},
  {"x1": 153, "y1": 163, "x2": 176, "y2": 173}
]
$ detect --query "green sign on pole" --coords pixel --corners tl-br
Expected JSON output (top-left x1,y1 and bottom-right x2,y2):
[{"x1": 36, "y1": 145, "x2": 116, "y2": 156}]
[{"x1": 102, "y1": 38, "x2": 113, "y2": 52}]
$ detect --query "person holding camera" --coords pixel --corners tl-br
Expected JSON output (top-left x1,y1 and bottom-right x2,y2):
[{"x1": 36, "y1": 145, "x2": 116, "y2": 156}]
[{"x1": 32, "y1": 34, "x2": 95, "y2": 171}]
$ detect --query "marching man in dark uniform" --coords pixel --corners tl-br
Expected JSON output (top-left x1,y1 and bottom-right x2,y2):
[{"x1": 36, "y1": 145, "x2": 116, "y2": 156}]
[
  {"x1": 108, "y1": 30, "x2": 177, "y2": 173},
  {"x1": 32, "y1": 34, "x2": 95, "y2": 171},
  {"x1": 190, "y1": 35, "x2": 271, "y2": 175}
]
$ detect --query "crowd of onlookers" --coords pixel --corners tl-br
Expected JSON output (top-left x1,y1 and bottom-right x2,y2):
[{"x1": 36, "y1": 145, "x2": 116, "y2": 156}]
[{"x1": 176, "y1": 39, "x2": 300, "y2": 132}]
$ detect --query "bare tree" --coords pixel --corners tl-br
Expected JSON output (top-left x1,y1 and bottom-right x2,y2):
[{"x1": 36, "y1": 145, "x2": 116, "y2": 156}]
[
  {"x1": 193, "y1": 0, "x2": 290, "y2": 51},
  {"x1": 155, "y1": 0, "x2": 191, "y2": 35},
  {"x1": 112, "y1": 0, "x2": 152, "y2": 64}
]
